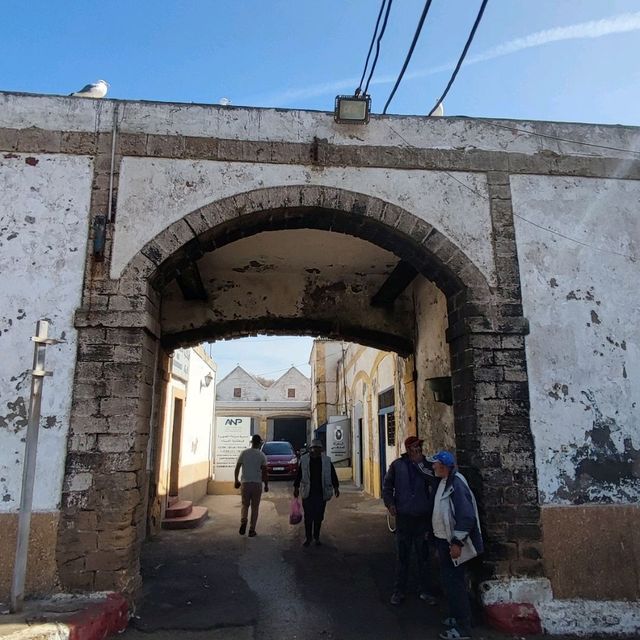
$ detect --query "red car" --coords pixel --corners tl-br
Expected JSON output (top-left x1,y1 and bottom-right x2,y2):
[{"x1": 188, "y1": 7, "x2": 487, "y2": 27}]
[{"x1": 262, "y1": 441, "x2": 299, "y2": 479}]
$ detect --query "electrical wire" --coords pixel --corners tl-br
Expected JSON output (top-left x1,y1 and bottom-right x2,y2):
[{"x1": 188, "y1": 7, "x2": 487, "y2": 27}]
[
  {"x1": 356, "y1": 0, "x2": 388, "y2": 96},
  {"x1": 384, "y1": 122, "x2": 637, "y2": 262},
  {"x1": 427, "y1": 0, "x2": 489, "y2": 116},
  {"x1": 363, "y1": 0, "x2": 394, "y2": 96},
  {"x1": 382, "y1": 0, "x2": 435, "y2": 115},
  {"x1": 489, "y1": 121, "x2": 640, "y2": 157}
]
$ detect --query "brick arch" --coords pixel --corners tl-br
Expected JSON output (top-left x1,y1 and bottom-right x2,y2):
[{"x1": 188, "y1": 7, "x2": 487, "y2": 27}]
[
  {"x1": 119, "y1": 185, "x2": 493, "y2": 304},
  {"x1": 59, "y1": 183, "x2": 542, "y2": 596}
]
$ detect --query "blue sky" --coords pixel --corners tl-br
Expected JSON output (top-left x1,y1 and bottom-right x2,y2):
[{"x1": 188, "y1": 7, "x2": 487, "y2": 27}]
[{"x1": 2, "y1": 0, "x2": 638, "y2": 379}]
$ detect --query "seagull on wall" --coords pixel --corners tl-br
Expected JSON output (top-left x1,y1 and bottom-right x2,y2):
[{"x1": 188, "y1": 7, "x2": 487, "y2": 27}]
[{"x1": 69, "y1": 80, "x2": 109, "y2": 98}]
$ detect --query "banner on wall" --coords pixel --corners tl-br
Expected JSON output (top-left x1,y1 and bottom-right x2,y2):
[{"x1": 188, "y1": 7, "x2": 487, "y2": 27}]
[
  {"x1": 214, "y1": 416, "x2": 252, "y2": 481},
  {"x1": 326, "y1": 415, "x2": 351, "y2": 464}
]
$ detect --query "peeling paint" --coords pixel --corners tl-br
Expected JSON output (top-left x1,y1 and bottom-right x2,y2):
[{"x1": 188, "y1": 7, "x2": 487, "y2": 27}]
[
  {"x1": 0, "y1": 396, "x2": 27, "y2": 433},
  {"x1": 231, "y1": 260, "x2": 274, "y2": 273},
  {"x1": 552, "y1": 391, "x2": 639, "y2": 504}
]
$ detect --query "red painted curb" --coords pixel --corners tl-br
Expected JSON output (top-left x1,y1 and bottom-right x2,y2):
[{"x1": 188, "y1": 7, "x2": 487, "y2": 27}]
[
  {"x1": 66, "y1": 593, "x2": 129, "y2": 640},
  {"x1": 484, "y1": 602, "x2": 542, "y2": 635}
]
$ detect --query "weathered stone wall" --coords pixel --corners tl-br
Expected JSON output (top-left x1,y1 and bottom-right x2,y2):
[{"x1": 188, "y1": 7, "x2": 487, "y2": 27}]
[
  {"x1": 512, "y1": 174, "x2": 639, "y2": 505},
  {"x1": 0, "y1": 92, "x2": 637, "y2": 604},
  {"x1": 0, "y1": 153, "x2": 92, "y2": 512}
]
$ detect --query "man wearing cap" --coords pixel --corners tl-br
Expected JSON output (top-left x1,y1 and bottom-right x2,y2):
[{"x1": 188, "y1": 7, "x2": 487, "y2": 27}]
[
  {"x1": 428, "y1": 450, "x2": 483, "y2": 640},
  {"x1": 234, "y1": 434, "x2": 269, "y2": 537},
  {"x1": 293, "y1": 439, "x2": 340, "y2": 547},
  {"x1": 382, "y1": 435, "x2": 438, "y2": 606}
]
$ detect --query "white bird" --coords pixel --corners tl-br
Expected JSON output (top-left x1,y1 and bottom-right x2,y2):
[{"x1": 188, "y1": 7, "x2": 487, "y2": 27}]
[{"x1": 69, "y1": 80, "x2": 109, "y2": 98}]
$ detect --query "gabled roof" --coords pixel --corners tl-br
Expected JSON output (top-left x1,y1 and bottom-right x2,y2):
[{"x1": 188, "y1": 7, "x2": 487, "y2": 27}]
[
  {"x1": 217, "y1": 365, "x2": 266, "y2": 388},
  {"x1": 272, "y1": 366, "x2": 310, "y2": 385}
]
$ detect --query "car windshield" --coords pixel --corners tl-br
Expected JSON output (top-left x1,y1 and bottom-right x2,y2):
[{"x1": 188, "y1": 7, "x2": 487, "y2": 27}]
[{"x1": 262, "y1": 442, "x2": 294, "y2": 455}]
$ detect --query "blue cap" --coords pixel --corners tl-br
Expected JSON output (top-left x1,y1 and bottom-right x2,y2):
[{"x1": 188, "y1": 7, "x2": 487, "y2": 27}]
[{"x1": 427, "y1": 451, "x2": 456, "y2": 467}]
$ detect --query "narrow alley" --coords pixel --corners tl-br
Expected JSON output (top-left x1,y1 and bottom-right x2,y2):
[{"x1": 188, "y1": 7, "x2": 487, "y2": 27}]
[{"x1": 124, "y1": 483, "x2": 475, "y2": 640}]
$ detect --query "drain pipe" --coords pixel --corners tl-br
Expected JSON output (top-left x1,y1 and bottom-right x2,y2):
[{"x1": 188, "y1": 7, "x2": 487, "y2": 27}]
[{"x1": 108, "y1": 104, "x2": 119, "y2": 223}]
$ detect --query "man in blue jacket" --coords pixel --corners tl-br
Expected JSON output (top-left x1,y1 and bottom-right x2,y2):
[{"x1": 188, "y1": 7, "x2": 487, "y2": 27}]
[
  {"x1": 429, "y1": 450, "x2": 483, "y2": 640},
  {"x1": 382, "y1": 436, "x2": 438, "y2": 606}
]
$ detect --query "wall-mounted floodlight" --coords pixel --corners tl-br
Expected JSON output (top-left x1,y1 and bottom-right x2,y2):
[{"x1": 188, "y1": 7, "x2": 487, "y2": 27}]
[{"x1": 334, "y1": 95, "x2": 371, "y2": 124}]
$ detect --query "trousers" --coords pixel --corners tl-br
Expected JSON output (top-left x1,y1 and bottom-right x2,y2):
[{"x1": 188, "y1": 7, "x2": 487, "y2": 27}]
[
  {"x1": 435, "y1": 537, "x2": 472, "y2": 632},
  {"x1": 240, "y1": 482, "x2": 262, "y2": 530},
  {"x1": 302, "y1": 494, "x2": 327, "y2": 541}
]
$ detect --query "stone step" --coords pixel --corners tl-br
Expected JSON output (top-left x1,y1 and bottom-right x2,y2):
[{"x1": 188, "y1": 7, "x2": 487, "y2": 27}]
[
  {"x1": 165, "y1": 499, "x2": 193, "y2": 518},
  {"x1": 161, "y1": 506, "x2": 208, "y2": 530}
]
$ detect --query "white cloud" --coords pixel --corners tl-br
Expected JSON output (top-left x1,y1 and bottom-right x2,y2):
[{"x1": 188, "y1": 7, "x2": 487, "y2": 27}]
[{"x1": 257, "y1": 11, "x2": 640, "y2": 107}]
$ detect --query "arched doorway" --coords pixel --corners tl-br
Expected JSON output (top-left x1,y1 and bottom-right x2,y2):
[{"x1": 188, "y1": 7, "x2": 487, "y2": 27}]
[{"x1": 57, "y1": 185, "x2": 540, "y2": 594}]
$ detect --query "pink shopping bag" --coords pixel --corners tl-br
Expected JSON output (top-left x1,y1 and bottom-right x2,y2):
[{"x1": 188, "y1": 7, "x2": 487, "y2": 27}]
[{"x1": 289, "y1": 497, "x2": 302, "y2": 525}]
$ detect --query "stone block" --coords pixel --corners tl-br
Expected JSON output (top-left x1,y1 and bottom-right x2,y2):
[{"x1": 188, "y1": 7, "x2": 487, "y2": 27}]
[
  {"x1": 59, "y1": 569, "x2": 95, "y2": 591},
  {"x1": 98, "y1": 434, "x2": 137, "y2": 453},
  {"x1": 475, "y1": 367, "x2": 504, "y2": 383},
  {"x1": 69, "y1": 416, "x2": 110, "y2": 435},
  {"x1": 97, "y1": 526, "x2": 138, "y2": 551},
  {"x1": 94, "y1": 568, "x2": 138, "y2": 592},
  {"x1": 86, "y1": 549, "x2": 131, "y2": 571},
  {"x1": 0, "y1": 127, "x2": 19, "y2": 150},
  {"x1": 68, "y1": 434, "x2": 98, "y2": 452},
  {"x1": 18, "y1": 128, "x2": 61, "y2": 153},
  {"x1": 100, "y1": 452, "x2": 145, "y2": 473},
  {"x1": 78, "y1": 342, "x2": 115, "y2": 362},
  {"x1": 182, "y1": 136, "x2": 220, "y2": 159},
  {"x1": 117, "y1": 133, "x2": 147, "y2": 156},
  {"x1": 146, "y1": 134, "x2": 185, "y2": 157}
]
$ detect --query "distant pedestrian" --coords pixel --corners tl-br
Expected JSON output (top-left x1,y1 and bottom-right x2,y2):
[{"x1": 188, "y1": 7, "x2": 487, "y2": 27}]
[
  {"x1": 293, "y1": 439, "x2": 340, "y2": 546},
  {"x1": 428, "y1": 450, "x2": 483, "y2": 640},
  {"x1": 234, "y1": 434, "x2": 269, "y2": 537},
  {"x1": 383, "y1": 435, "x2": 438, "y2": 606}
]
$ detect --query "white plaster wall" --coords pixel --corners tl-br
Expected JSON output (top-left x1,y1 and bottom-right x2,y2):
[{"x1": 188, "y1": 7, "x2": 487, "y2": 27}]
[
  {"x1": 511, "y1": 175, "x2": 640, "y2": 504},
  {"x1": 181, "y1": 349, "x2": 216, "y2": 466},
  {"x1": 267, "y1": 368, "x2": 310, "y2": 402},
  {"x1": 0, "y1": 153, "x2": 92, "y2": 511},
  {"x1": 2, "y1": 93, "x2": 639, "y2": 161},
  {"x1": 217, "y1": 368, "x2": 267, "y2": 402},
  {"x1": 412, "y1": 276, "x2": 455, "y2": 452},
  {"x1": 113, "y1": 158, "x2": 493, "y2": 285}
]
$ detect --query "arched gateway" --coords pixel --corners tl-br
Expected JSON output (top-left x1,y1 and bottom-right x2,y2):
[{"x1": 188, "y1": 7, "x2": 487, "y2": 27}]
[
  {"x1": 58, "y1": 182, "x2": 538, "y2": 594},
  {"x1": 2, "y1": 94, "x2": 637, "y2": 633}
]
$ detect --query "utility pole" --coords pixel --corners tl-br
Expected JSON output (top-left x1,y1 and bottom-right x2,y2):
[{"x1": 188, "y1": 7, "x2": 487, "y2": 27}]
[{"x1": 10, "y1": 320, "x2": 61, "y2": 613}]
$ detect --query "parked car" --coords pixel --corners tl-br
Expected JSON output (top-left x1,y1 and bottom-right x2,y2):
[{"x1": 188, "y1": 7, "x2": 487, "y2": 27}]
[{"x1": 262, "y1": 441, "x2": 299, "y2": 479}]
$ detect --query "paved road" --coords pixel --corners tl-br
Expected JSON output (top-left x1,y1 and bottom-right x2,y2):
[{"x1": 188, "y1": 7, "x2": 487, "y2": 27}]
[{"x1": 122, "y1": 483, "x2": 530, "y2": 640}]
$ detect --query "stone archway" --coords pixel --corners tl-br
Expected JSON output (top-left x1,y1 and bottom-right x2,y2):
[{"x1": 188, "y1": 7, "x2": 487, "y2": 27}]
[{"x1": 57, "y1": 183, "x2": 540, "y2": 594}]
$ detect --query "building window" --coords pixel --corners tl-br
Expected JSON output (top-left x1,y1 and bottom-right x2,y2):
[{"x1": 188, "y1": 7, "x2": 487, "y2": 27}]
[
  {"x1": 234, "y1": 387, "x2": 241, "y2": 398},
  {"x1": 287, "y1": 388, "x2": 295, "y2": 398}
]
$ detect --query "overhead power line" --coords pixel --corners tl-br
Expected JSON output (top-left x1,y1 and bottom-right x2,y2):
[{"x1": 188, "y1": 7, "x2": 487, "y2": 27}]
[
  {"x1": 427, "y1": 0, "x2": 489, "y2": 116},
  {"x1": 356, "y1": 0, "x2": 388, "y2": 96},
  {"x1": 363, "y1": 0, "x2": 394, "y2": 96},
  {"x1": 382, "y1": 0, "x2": 436, "y2": 114}
]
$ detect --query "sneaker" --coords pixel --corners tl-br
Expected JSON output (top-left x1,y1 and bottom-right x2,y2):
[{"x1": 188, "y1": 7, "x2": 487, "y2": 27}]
[
  {"x1": 239, "y1": 522, "x2": 247, "y2": 535},
  {"x1": 438, "y1": 628, "x2": 470, "y2": 640},
  {"x1": 303, "y1": 539, "x2": 311, "y2": 547},
  {"x1": 248, "y1": 530, "x2": 257, "y2": 537},
  {"x1": 441, "y1": 618, "x2": 457, "y2": 627},
  {"x1": 390, "y1": 592, "x2": 405, "y2": 605},
  {"x1": 419, "y1": 592, "x2": 438, "y2": 605}
]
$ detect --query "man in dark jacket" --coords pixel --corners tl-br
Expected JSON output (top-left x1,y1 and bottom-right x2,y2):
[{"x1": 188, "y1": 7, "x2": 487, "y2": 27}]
[{"x1": 382, "y1": 435, "x2": 438, "y2": 606}]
